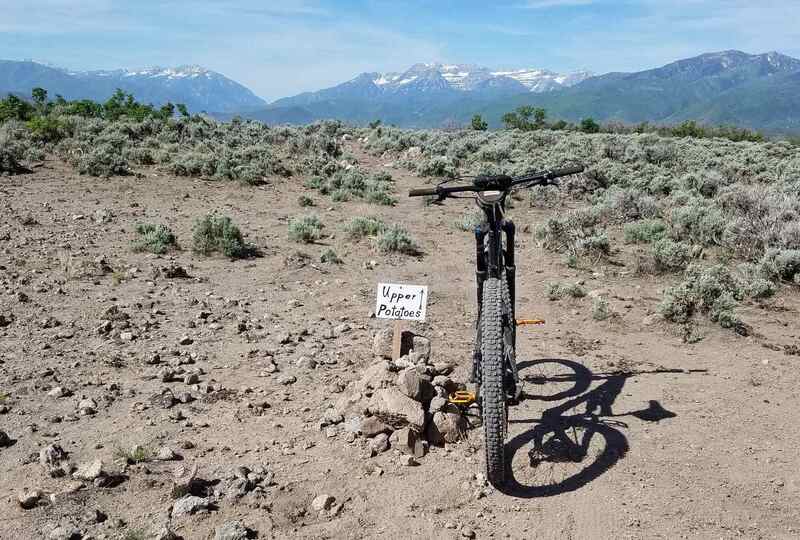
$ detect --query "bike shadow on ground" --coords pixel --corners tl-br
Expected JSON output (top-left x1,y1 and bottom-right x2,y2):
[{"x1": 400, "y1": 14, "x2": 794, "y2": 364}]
[{"x1": 498, "y1": 358, "x2": 701, "y2": 498}]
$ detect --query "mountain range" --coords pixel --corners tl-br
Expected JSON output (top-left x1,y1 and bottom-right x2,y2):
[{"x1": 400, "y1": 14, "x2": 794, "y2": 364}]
[
  {"x1": 0, "y1": 60, "x2": 266, "y2": 113},
  {"x1": 253, "y1": 62, "x2": 592, "y2": 127},
  {"x1": 2, "y1": 51, "x2": 800, "y2": 133},
  {"x1": 251, "y1": 51, "x2": 800, "y2": 133}
]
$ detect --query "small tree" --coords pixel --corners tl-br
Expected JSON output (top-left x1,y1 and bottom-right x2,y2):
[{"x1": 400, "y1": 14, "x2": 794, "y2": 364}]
[
  {"x1": 501, "y1": 106, "x2": 547, "y2": 131},
  {"x1": 0, "y1": 94, "x2": 35, "y2": 122},
  {"x1": 176, "y1": 103, "x2": 190, "y2": 118},
  {"x1": 533, "y1": 107, "x2": 547, "y2": 128},
  {"x1": 580, "y1": 117, "x2": 601, "y2": 133},
  {"x1": 32, "y1": 87, "x2": 48, "y2": 111},
  {"x1": 471, "y1": 114, "x2": 488, "y2": 131},
  {"x1": 159, "y1": 102, "x2": 175, "y2": 119}
]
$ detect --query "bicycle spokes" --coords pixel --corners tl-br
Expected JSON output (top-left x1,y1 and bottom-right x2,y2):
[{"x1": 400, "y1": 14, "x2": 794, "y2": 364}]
[
  {"x1": 523, "y1": 421, "x2": 606, "y2": 487},
  {"x1": 523, "y1": 360, "x2": 582, "y2": 400}
]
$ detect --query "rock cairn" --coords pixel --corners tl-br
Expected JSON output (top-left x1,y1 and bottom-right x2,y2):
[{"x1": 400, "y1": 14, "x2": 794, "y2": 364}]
[{"x1": 324, "y1": 328, "x2": 480, "y2": 460}]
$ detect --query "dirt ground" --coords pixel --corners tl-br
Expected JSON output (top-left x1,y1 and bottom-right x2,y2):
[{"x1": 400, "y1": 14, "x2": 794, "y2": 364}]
[{"x1": 2, "y1": 142, "x2": 800, "y2": 540}]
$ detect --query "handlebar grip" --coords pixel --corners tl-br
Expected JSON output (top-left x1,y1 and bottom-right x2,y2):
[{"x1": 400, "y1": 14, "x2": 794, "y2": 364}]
[
  {"x1": 551, "y1": 164, "x2": 585, "y2": 177},
  {"x1": 408, "y1": 187, "x2": 438, "y2": 197}
]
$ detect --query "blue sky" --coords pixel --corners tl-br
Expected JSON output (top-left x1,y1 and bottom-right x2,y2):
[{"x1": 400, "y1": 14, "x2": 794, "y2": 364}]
[{"x1": 1, "y1": 0, "x2": 798, "y2": 101}]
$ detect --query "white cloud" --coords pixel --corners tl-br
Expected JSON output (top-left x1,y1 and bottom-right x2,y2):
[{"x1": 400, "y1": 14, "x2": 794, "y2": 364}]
[{"x1": 205, "y1": 20, "x2": 444, "y2": 100}]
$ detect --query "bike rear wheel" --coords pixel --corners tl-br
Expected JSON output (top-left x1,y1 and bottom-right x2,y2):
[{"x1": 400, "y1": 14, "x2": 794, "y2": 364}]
[{"x1": 480, "y1": 277, "x2": 511, "y2": 485}]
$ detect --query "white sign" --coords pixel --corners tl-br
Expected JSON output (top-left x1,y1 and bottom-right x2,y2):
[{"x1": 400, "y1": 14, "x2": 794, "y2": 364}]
[{"x1": 375, "y1": 283, "x2": 428, "y2": 321}]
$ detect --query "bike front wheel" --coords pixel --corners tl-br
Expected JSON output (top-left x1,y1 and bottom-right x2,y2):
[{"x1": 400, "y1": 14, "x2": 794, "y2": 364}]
[{"x1": 480, "y1": 277, "x2": 512, "y2": 485}]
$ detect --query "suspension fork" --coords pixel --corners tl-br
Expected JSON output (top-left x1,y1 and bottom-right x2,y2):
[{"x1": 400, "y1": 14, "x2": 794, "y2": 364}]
[
  {"x1": 501, "y1": 219, "x2": 520, "y2": 396},
  {"x1": 474, "y1": 223, "x2": 488, "y2": 313},
  {"x1": 502, "y1": 219, "x2": 516, "y2": 335},
  {"x1": 472, "y1": 223, "x2": 488, "y2": 383}
]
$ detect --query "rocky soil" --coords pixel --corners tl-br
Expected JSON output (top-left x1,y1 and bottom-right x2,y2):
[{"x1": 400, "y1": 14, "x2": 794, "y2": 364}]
[{"x1": 2, "y1": 143, "x2": 800, "y2": 539}]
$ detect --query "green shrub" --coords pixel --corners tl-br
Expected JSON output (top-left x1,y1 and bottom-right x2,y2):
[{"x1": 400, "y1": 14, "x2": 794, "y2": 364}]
[
  {"x1": 74, "y1": 143, "x2": 130, "y2": 177},
  {"x1": 595, "y1": 187, "x2": 660, "y2": 224},
  {"x1": 658, "y1": 264, "x2": 744, "y2": 329},
  {"x1": 471, "y1": 114, "x2": 488, "y2": 131},
  {"x1": 759, "y1": 249, "x2": 800, "y2": 282},
  {"x1": 577, "y1": 233, "x2": 611, "y2": 258},
  {"x1": 652, "y1": 238, "x2": 691, "y2": 272},
  {"x1": 298, "y1": 195, "x2": 315, "y2": 207},
  {"x1": 0, "y1": 146, "x2": 25, "y2": 175},
  {"x1": 26, "y1": 116, "x2": 66, "y2": 143},
  {"x1": 193, "y1": 214, "x2": 252, "y2": 258},
  {"x1": 668, "y1": 198, "x2": 726, "y2": 246},
  {"x1": 418, "y1": 156, "x2": 456, "y2": 178},
  {"x1": 624, "y1": 219, "x2": 667, "y2": 244},
  {"x1": 304, "y1": 176, "x2": 325, "y2": 189},
  {"x1": 132, "y1": 223, "x2": 178, "y2": 254},
  {"x1": 580, "y1": 118, "x2": 600, "y2": 134},
  {"x1": 312, "y1": 168, "x2": 396, "y2": 205},
  {"x1": 114, "y1": 444, "x2": 153, "y2": 464},
  {"x1": 592, "y1": 296, "x2": 611, "y2": 320},
  {"x1": 346, "y1": 216, "x2": 385, "y2": 238},
  {"x1": 454, "y1": 211, "x2": 483, "y2": 232},
  {"x1": 378, "y1": 225, "x2": 419, "y2": 255},
  {"x1": 364, "y1": 185, "x2": 397, "y2": 205},
  {"x1": 288, "y1": 215, "x2": 324, "y2": 243},
  {"x1": 536, "y1": 208, "x2": 609, "y2": 258},
  {"x1": 320, "y1": 248, "x2": 342, "y2": 264},
  {"x1": 680, "y1": 170, "x2": 730, "y2": 198},
  {"x1": 547, "y1": 282, "x2": 587, "y2": 300}
]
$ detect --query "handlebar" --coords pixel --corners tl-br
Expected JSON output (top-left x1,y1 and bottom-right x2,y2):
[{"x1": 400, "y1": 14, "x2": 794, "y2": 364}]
[
  {"x1": 408, "y1": 164, "x2": 584, "y2": 198},
  {"x1": 408, "y1": 187, "x2": 440, "y2": 197}
]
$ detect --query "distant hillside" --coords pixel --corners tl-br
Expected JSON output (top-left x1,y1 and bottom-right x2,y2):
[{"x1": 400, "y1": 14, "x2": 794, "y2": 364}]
[
  {"x1": 243, "y1": 51, "x2": 800, "y2": 134},
  {"x1": 0, "y1": 60, "x2": 266, "y2": 113},
  {"x1": 250, "y1": 62, "x2": 590, "y2": 128}
]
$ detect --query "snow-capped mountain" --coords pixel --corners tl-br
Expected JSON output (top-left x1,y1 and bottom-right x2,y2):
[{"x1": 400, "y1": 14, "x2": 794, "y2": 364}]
[
  {"x1": 272, "y1": 62, "x2": 591, "y2": 113},
  {"x1": 254, "y1": 50, "x2": 800, "y2": 133},
  {"x1": 0, "y1": 60, "x2": 266, "y2": 113},
  {"x1": 438, "y1": 63, "x2": 591, "y2": 92},
  {"x1": 360, "y1": 62, "x2": 590, "y2": 94}
]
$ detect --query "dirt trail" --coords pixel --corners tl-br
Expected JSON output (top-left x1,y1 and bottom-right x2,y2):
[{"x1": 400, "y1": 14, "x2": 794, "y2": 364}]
[{"x1": 1, "y1": 143, "x2": 799, "y2": 539}]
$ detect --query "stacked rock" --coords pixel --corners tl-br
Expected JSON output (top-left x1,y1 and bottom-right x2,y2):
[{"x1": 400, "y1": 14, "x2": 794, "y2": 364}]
[{"x1": 330, "y1": 329, "x2": 479, "y2": 460}]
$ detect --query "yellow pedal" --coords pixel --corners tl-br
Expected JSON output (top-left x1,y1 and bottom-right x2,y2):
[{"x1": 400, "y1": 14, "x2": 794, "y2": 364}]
[
  {"x1": 448, "y1": 390, "x2": 476, "y2": 405},
  {"x1": 516, "y1": 318, "x2": 545, "y2": 326}
]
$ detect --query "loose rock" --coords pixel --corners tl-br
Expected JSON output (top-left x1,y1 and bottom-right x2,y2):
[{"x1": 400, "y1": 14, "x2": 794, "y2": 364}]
[
  {"x1": 390, "y1": 427, "x2": 427, "y2": 458},
  {"x1": 73, "y1": 459, "x2": 104, "y2": 481},
  {"x1": 77, "y1": 398, "x2": 97, "y2": 415},
  {"x1": 156, "y1": 446, "x2": 179, "y2": 461},
  {"x1": 47, "y1": 386, "x2": 70, "y2": 398},
  {"x1": 426, "y1": 405, "x2": 468, "y2": 445},
  {"x1": 171, "y1": 495, "x2": 212, "y2": 518},
  {"x1": 396, "y1": 367, "x2": 435, "y2": 403},
  {"x1": 40, "y1": 444, "x2": 69, "y2": 477},
  {"x1": 372, "y1": 328, "x2": 393, "y2": 359},
  {"x1": 48, "y1": 524, "x2": 82, "y2": 540},
  {"x1": 367, "y1": 388, "x2": 425, "y2": 431},
  {"x1": 311, "y1": 493, "x2": 335, "y2": 511},
  {"x1": 359, "y1": 416, "x2": 391, "y2": 437},
  {"x1": 18, "y1": 489, "x2": 42, "y2": 509},
  {"x1": 369, "y1": 433, "x2": 390, "y2": 454},
  {"x1": 214, "y1": 521, "x2": 250, "y2": 540}
]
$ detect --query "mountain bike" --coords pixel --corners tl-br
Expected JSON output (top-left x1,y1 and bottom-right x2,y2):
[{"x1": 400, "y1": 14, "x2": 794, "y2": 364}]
[{"x1": 409, "y1": 164, "x2": 584, "y2": 485}]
